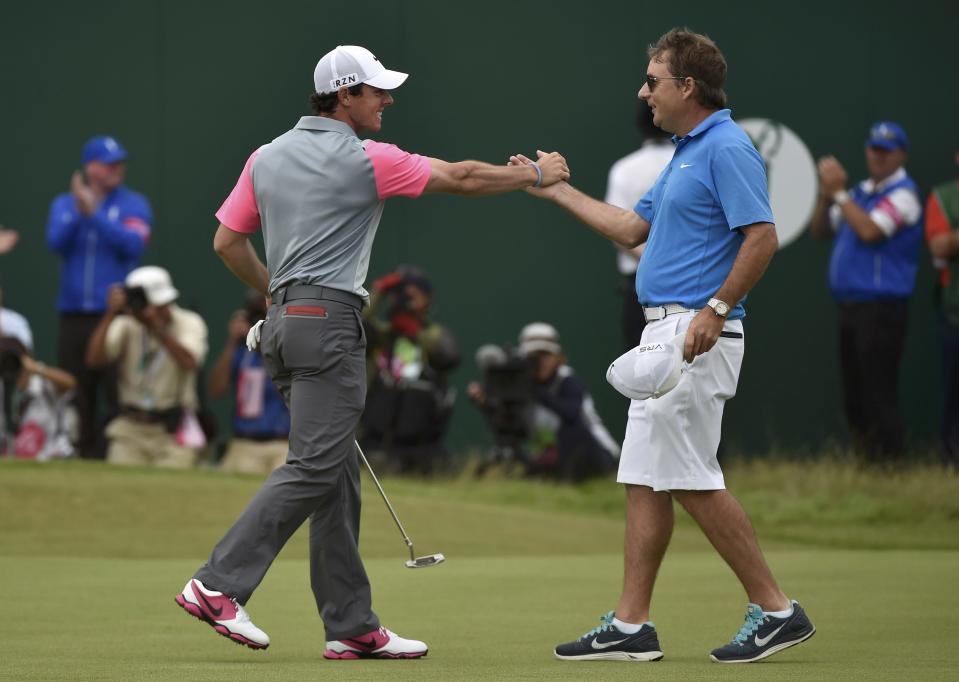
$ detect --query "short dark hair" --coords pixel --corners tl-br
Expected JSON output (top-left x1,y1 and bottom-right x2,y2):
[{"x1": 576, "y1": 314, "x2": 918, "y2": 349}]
[
  {"x1": 309, "y1": 83, "x2": 364, "y2": 115},
  {"x1": 648, "y1": 28, "x2": 727, "y2": 110}
]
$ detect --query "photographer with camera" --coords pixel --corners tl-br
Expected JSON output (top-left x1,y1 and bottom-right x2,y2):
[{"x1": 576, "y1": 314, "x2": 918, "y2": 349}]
[
  {"x1": 468, "y1": 322, "x2": 619, "y2": 482},
  {"x1": 359, "y1": 266, "x2": 460, "y2": 474},
  {"x1": 207, "y1": 290, "x2": 290, "y2": 475},
  {"x1": 0, "y1": 324, "x2": 77, "y2": 460},
  {"x1": 85, "y1": 266, "x2": 208, "y2": 468}
]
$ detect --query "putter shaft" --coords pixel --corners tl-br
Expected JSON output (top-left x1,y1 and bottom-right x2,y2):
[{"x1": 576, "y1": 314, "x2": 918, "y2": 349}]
[{"x1": 355, "y1": 441, "x2": 416, "y2": 562}]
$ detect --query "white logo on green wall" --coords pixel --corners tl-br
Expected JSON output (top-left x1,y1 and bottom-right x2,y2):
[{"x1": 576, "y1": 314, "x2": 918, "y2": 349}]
[{"x1": 740, "y1": 119, "x2": 817, "y2": 250}]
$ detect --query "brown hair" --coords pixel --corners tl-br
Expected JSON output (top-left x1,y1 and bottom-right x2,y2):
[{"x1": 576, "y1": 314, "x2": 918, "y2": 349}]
[
  {"x1": 648, "y1": 28, "x2": 727, "y2": 110},
  {"x1": 309, "y1": 83, "x2": 364, "y2": 115}
]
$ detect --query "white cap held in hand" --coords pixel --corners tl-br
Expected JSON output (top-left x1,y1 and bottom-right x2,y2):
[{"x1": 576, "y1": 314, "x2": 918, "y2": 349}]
[{"x1": 606, "y1": 333, "x2": 686, "y2": 400}]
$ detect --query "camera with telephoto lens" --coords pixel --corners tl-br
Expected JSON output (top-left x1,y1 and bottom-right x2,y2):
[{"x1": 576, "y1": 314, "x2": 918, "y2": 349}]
[
  {"x1": 472, "y1": 344, "x2": 536, "y2": 473},
  {"x1": 124, "y1": 285, "x2": 149, "y2": 314}
]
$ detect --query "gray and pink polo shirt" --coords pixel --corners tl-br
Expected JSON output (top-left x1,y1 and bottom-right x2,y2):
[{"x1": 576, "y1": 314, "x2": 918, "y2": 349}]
[{"x1": 216, "y1": 116, "x2": 431, "y2": 299}]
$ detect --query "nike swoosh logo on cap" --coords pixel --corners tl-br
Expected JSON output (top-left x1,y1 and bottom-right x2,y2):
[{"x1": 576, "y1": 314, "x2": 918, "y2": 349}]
[
  {"x1": 680, "y1": 163, "x2": 693, "y2": 168},
  {"x1": 755, "y1": 623, "x2": 786, "y2": 647},
  {"x1": 591, "y1": 637, "x2": 629, "y2": 650}
]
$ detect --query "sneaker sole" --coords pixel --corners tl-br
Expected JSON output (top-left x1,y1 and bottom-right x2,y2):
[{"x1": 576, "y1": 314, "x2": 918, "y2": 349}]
[
  {"x1": 174, "y1": 595, "x2": 269, "y2": 651},
  {"x1": 554, "y1": 651, "x2": 664, "y2": 662},
  {"x1": 710, "y1": 627, "x2": 815, "y2": 663},
  {"x1": 324, "y1": 649, "x2": 428, "y2": 660}
]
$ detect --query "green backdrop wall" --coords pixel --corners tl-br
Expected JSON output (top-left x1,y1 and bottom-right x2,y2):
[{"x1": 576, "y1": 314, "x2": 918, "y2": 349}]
[{"x1": 2, "y1": 1, "x2": 956, "y2": 456}]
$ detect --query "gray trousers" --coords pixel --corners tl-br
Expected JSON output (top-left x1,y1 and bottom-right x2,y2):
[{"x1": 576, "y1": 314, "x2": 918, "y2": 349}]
[{"x1": 195, "y1": 298, "x2": 379, "y2": 640}]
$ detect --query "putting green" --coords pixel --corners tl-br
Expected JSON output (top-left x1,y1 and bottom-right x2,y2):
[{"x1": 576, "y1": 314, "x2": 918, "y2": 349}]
[
  {"x1": 3, "y1": 552, "x2": 957, "y2": 680},
  {"x1": 2, "y1": 461, "x2": 957, "y2": 680}
]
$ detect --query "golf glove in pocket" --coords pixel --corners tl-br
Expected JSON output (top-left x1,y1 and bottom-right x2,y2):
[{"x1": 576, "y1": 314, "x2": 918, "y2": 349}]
[{"x1": 246, "y1": 319, "x2": 265, "y2": 351}]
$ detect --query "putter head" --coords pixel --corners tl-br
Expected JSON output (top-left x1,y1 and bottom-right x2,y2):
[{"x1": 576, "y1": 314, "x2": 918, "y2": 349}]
[{"x1": 406, "y1": 553, "x2": 445, "y2": 569}]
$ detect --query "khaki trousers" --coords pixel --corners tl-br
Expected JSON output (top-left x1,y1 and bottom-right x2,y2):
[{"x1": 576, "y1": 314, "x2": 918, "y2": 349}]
[
  {"x1": 219, "y1": 438, "x2": 288, "y2": 476},
  {"x1": 105, "y1": 416, "x2": 197, "y2": 469}
]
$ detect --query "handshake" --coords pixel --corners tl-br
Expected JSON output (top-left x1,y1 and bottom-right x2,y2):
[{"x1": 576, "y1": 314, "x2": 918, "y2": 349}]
[{"x1": 509, "y1": 150, "x2": 570, "y2": 192}]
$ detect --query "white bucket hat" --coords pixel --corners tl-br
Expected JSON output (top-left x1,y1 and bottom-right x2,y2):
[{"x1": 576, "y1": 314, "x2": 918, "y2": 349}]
[
  {"x1": 518, "y1": 322, "x2": 562, "y2": 356},
  {"x1": 313, "y1": 45, "x2": 408, "y2": 95},
  {"x1": 606, "y1": 333, "x2": 687, "y2": 400},
  {"x1": 125, "y1": 266, "x2": 179, "y2": 307},
  {"x1": 0, "y1": 310, "x2": 34, "y2": 352}
]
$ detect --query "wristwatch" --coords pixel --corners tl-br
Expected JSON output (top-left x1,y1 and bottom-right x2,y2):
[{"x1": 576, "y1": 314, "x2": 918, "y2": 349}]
[
  {"x1": 707, "y1": 298, "x2": 730, "y2": 318},
  {"x1": 833, "y1": 189, "x2": 851, "y2": 206}
]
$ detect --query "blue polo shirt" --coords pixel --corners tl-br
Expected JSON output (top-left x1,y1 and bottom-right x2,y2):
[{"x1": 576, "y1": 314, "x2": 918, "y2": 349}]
[{"x1": 634, "y1": 109, "x2": 773, "y2": 320}]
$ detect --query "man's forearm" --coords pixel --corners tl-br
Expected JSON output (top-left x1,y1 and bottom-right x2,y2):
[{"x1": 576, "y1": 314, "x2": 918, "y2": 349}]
[
  {"x1": 462, "y1": 160, "x2": 542, "y2": 195},
  {"x1": 838, "y1": 201, "x2": 885, "y2": 243},
  {"x1": 207, "y1": 342, "x2": 235, "y2": 399},
  {"x1": 714, "y1": 223, "x2": 778, "y2": 305},
  {"x1": 214, "y1": 227, "x2": 270, "y2": 295},
  {"x1": 430, "y1": 160, "x2": 539, "y2": 196},
  {"x1": 153, "y1": 329, "x2": 199, "y2": 372},
  {"x1": 28, "y1": 361, "x2": 76, "y2": 393},
  {"x1": 220, "y1": 240, "x2": 270, "y2": 295},
  {"x1": 550, "y1": 183, "x2": 649, "y2": 248},
  {"x1": 85, "y1": 313, "x2": 117, "y2": 367},
  {"x1": 808, "y1": 196, "x2": 834, "y2": 240},
  {"x1": 47, "y1": 214, "x2": 82, "y2": 254}
]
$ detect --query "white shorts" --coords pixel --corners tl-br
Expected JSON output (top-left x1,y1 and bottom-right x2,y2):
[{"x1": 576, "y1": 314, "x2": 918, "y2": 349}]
[{"x1": 617, "y1": 311, "x2": 744, "y2": 491}]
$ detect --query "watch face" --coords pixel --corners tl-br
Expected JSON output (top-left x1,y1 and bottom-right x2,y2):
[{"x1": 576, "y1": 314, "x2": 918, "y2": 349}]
[{"x1": 710, "y1": 299, "x2": 729, "y2": 316}]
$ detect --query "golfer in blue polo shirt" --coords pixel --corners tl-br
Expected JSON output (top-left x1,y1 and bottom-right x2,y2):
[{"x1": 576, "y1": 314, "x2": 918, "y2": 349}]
[{"x1": 515, "y1": 27, "x2": 815, "y2": 664}]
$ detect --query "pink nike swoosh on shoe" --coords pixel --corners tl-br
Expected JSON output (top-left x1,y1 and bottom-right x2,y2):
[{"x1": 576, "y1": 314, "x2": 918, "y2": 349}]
[
  {"x1": 190, "y1": 580, "x2": 238, "y2": 621},
  {"x1": 324, "y1": 627, "x2": 428, "y2": 659},
  {"x1": 174, "y1": 578, "x2": 270, "y2": 650},
  {"x1": 342, "y1": 628, "x2": 391, "y2": 651}
]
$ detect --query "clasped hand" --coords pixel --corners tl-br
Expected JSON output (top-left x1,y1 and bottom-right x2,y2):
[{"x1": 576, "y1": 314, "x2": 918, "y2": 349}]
[
  {"x1": 70, "y1": 171, "x2": 99, "y2": 216},
  {"x1": 817, "y1": 156, "x2": 847, "y2": 197},
  {"x1": 508, "y1": 150, "x2": 570, "y2": 190}
]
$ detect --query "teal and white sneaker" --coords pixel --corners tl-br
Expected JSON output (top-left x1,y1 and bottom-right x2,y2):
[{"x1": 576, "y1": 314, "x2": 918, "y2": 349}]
[
  {"x1": 554, "y1": 611, "x2": 664, "y2": 661},
  {"x1": 710, "y1": 601, "x2": 815, "y2": 663}
]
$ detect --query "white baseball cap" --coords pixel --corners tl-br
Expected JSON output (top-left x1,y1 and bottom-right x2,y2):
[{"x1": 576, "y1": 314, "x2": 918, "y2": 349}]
[
  {"x1": 519, "y1": 322, "x2": 562, "y2": 356},
  {"x1": 125, "y1": 266, "x2": 179, "y2": 306},
  {"x1": 606, "y1": 333, "x2": 687, "y2": 400},
  {"x1": 313, "y1": 45, "x2": 409, "y2": 95}
]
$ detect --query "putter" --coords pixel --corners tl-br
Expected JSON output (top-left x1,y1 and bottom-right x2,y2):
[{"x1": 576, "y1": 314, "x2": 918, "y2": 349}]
[{"x1": 355, "y1": 441, "x2": 445, "y2": 569}]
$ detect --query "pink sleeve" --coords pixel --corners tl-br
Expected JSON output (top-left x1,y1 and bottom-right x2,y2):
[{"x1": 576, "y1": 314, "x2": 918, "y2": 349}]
[
  {"x1": 215, "y1": 148, "x2": 263, "y2": 233},
  {"x1": 364, "y1": 140, "x2": 432, "y2": 200}
]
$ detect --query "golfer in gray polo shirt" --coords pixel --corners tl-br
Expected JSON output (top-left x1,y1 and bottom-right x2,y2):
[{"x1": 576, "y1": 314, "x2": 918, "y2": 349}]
[{"x1": 173, "y1": 45, "x2": 569, "y2": 659}]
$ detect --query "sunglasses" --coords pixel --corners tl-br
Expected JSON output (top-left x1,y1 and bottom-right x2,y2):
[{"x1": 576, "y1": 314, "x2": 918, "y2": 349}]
[{"x1": 645, "y1": 74, "x2": 686, "y2": 91}]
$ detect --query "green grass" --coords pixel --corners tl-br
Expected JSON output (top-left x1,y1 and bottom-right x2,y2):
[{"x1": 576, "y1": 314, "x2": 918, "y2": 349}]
[{"x1": 2, "y1": 459, "x2": 958, "y2": 680}]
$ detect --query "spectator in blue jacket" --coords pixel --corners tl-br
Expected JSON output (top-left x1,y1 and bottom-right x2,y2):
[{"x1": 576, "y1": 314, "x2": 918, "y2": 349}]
[
  {"x1": 46, "y1": 135, "x2": 152, "y2": 459},
  {"x1": 809, "y1": 122, "x2": 923, "y2": 462}
]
